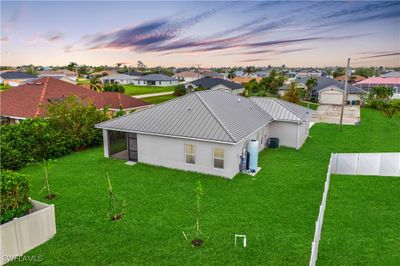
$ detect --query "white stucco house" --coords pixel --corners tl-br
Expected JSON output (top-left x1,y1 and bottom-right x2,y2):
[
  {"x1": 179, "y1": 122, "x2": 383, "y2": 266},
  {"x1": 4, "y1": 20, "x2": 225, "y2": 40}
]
[
  {"x1": 100, "y1": 74, "x2": 138, "y2": 85},
  {"x1": 250, "y1": 97, "x2": 313, "y2": 149},
  {"x1": 185, "y1": 77, "x2": 245, "y2": 95},
  {"x1": 96, "y1": 90, "x2": 314, "y2": 179},
  {"x1": 132, "y1": 74, "x2": 179, "y2": 86}
]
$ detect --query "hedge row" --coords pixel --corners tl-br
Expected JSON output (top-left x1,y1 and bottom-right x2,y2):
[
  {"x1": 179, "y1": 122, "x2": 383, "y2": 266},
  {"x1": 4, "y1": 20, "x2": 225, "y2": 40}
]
[{"x1": 0, "y1": 170, "x2": 32, "y2": 224}]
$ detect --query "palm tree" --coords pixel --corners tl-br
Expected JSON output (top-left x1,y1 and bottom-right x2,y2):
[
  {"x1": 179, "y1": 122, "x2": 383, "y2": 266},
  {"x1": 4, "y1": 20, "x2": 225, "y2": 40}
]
[
  {"x1": 227, "y1": 69, "x2": 236, "y2": 79},
  {"x1": 89, "y1": 77, "x2": 102, "y2": 92},
  {"x1": 305, "y1": 77, "x2": 317, "y2": 101},
  {"x1": 243, "y1": 66, "x2": 255, "y2": 77}
]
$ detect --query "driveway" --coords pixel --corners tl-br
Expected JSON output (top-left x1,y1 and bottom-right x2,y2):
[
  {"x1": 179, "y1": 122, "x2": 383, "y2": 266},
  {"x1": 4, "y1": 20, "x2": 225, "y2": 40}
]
[{"x1": 311, "y1": 104, "x2": 360, "y2": 125}]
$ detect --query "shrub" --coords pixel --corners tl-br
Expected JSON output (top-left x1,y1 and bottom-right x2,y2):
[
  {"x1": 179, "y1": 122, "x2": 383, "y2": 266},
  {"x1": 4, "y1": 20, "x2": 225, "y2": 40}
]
[
  {"x1": 0, "y1": 170, "x2": 32, "y2": 224},
  {"x1": 0, "y1": 119, "x2": 73, "y2": 170},
  {"x1": 103, "y1": 84, "x2": 125, "y2": 93},
  {"x1": 173, "y1": 84, "x2": 187, "y2": 96}
]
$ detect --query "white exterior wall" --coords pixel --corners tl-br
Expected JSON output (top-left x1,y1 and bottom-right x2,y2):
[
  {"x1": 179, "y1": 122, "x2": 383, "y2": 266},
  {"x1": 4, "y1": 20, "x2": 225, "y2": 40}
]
[
  {"x1": 269, "y1": 121, "x2": 308, "y2": 149},
  {"x1": 135, "y1": 125, "x2": 269, "y2": 179},
  {"x1": 132, "y1": 80, "x2": 179, "y2": 86}
]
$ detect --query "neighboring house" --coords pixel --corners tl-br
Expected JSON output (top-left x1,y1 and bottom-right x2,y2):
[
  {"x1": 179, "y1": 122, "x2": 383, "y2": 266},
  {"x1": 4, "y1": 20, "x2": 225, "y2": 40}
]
[
  {"x1": 354, "y1": 77, "x2": 400, "y2": 99},
  {"x1": 96, "y1": 90, "x2": 314, "y2": 178},
  {"x1": 0, "y1": 77, "x2": 150, "y2": 124},
  {"x1": 100, "y1": 74, "x2": 138, "y2": 85},
  {"x1": 234, "y1": 70, "x2": 244, "y2": 77},
  {"x1": 254, "y1": 71, "x2": 269, "y2": 78},
  {"x1": 126, "y1": 70, "x2": 144, "y2": 78},
  {"x1": 309, "y1": 77, "x2": 364, "y2": 105},
  {"x1": 251, "y1": 97, "x2": 313, "y2": 149},
  {"x1": 38, "y1": 69, "x2": 78, "y2": 81},
  {"x1": 0, "y1": 72, "x2": 37, "y2": 86},
  {"x1": 185, "y1": 77, "x2": 245, "y2": 95},
  {"x1": 172, "y1": 71, "x2": 202, "y2": 82},
  {"x1": 201, "y1": 71, "x2": 225, "y2": 79},
  {"x1": 380, "y1": 71, "x2": 400, "y2": 78},
  {"x1": 296, "y1": 69, "x2": 322, "y2": 78},
  {"x1": 335, "y1": 75, "x2": 366, "y2": 84},
  {"x1": 90, "y1": 70, "x2": 116, "y2": 77},
  {"x1": 231, "y1": 77, "x2": 262, "y2": 84},
  {"x1": 133, "y1": 74, "x2": 179, "y2": 86}
]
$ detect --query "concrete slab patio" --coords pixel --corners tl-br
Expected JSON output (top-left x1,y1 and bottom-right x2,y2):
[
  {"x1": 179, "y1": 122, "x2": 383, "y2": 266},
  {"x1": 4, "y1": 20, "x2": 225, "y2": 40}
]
[{"x1": 311, "y1": 105, "x2": 360, "y2": 125}]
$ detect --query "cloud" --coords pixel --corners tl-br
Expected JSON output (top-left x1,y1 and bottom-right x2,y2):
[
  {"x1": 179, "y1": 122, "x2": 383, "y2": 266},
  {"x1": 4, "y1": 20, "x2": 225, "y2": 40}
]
[
  {"x1": 360, "y1": 52, "x2": 400, "y2": 59},
  {"x1": 27, "y1": 32, "x2": 64, "y2": 44}
]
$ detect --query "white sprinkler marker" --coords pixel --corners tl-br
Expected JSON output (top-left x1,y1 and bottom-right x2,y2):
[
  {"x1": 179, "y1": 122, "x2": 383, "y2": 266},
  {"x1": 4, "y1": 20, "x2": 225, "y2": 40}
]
[{"x1": 235, "y1": 234, "x2": 247, "y2": 247}]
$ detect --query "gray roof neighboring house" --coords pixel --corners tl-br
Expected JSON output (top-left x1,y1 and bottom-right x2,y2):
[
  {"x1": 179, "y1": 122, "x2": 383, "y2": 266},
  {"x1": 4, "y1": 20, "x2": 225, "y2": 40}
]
[
  {"x1": 96, "y1": 90, "x2": 273, "y2": 144},
  {"x1": 381, "y1": 71, "x2": 400, "y2": 78},
  {"x1": 189, "y1": 77, "x2": 244, "y2": 91},
  {"x1": 201, "y1": 71, "x2": 224, "y2": 78},
  {"x1": 137, "y1": 74, "x2": 177, "y2": 81},
  {"x1": 127, "y1": 70, "x2": 144, "y2": 76},
  {"x1": 251, "y1": 97, "x2": 314, "y2": 122},
  {"x1": 0, "y1": 72, "x2": 36, "y2": 79},
  {"x1": 296, "y1": 77, "x2": 364, "y2": 94},
  {"x1": 100, "y1": 74, "x2": 134, "y2": 80}
]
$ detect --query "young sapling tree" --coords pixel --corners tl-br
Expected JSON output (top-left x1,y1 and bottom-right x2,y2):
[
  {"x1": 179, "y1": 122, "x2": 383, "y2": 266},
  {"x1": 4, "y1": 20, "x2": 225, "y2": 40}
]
[
  {"x1": 191, "y1": 180, "x2": 207, "y2": 247},
  {"x1": 106, "y1": 173, "x2": 126, "y2": 221},
  {"x1": 39, "y1": 159, "x2": 57, "y2": 199}
]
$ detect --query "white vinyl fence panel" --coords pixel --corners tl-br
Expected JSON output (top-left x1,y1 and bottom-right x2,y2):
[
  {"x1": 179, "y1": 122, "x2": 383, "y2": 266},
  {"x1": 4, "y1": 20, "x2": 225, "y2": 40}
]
[
  {"x1": 1, "y1": 199, "x2": 56, "y2": 265},
  {"x1": 331, "y1": 153, "x2": 400, "y2": 176},
  {"x1": 309, "y1": 152, "x2": 399, "y2": 266}
]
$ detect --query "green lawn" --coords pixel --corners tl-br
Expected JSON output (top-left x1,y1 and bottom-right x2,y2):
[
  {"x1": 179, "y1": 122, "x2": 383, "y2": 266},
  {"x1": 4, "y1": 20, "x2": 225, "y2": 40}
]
[
  {"x1": 0, "y1": 84, "x2": 12, "y2": 90},
  {"x1": 300, "y1": 101, "x2": 318, "y2": 110},
  {"x1": 141, "y1": 94, "x2": 177, "y2": 104},
  {"x1": 14, "y1": 108, "x2": 400, "y2": 265},
  {"x1": 318, "y1": 175, "x2": 400, "y2": 265},
  {"x1": 123, "y1": 85, "x2": 175, "y2": 96}
]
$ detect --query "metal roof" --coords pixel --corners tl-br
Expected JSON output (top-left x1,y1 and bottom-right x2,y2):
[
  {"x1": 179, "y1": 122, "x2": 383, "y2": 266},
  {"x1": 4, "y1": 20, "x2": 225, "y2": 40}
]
[
  {"x1": 137, "y1": 74, "x2": 177, "y2": 81},
  {"x1": 189, "y1": 77, "x2": 244, "y2": 90},
  {"x1": 251, "y1": 97, "x2": 314, "y2": 122},
  {"x1": 96, "y1": 90, "x2": 273, "y2": 144},
  {"x1": 298, "y1": 77, "x2": 364, "y2": 94}
]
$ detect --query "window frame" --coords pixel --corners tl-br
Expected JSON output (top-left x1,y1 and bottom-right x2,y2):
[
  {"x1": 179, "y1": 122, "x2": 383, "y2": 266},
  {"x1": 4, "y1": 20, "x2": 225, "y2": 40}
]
[
  {"x1": 184, "y1": 144, "x2": 196, "y2": 165},
  {"x1": 212, "y1": 147, "x2": 225, "y2": 170}
]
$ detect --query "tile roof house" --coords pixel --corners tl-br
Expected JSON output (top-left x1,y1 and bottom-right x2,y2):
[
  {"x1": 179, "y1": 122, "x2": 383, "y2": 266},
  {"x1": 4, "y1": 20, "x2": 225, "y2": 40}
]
[
  {"x1": 335, "y1": 75, "x2": 366, "y2": 83},
  {"x1": 0, "y1": 72, "x2": 37, "y2": 86},
  {"x1": 96, "y1": 90, "x2": 314, "y2": 178},
  {"x1": 185, "y1": 77, "x2": 245, "y2": 95},
  {"x1": 0, "y1": 77, "x2": 150, "y2": 123}
]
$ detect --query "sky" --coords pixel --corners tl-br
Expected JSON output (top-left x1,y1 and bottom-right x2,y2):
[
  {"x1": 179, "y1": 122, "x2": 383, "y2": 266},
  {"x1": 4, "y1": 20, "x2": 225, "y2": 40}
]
[{"x1": 1, "y1": 1, "x2": 400, "y2": 68}]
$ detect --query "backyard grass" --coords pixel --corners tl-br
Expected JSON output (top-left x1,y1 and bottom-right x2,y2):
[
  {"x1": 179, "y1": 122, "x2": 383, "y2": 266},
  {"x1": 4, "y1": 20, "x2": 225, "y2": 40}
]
[
  {"x1": 318, "y1": 175, "x2": 400, "y2": 265},
  {"x1": 0, "y1": 84, "x2": 12, "y2": 90},
  {"x1": 123, "y1": 85, "x2": 176, "y2": 96},
  {"x1": 300, "y1": 101, "x2": 318, "y2": 110},
  {"x1": 14, "y1": 108, "x2": 400, "y2": 265},
  {"x1": 141, "y1": 94, "x2": 177, "y2": 104}
]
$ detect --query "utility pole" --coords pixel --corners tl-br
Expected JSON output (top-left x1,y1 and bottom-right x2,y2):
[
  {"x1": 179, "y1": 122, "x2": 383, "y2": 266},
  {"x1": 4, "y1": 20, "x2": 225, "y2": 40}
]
[
  {"x1": 339, "y1": 58, "x2": 350, "y2": 131},
  {"x1": 197, "y1": 64, "x2": 200, "y2": 80}
]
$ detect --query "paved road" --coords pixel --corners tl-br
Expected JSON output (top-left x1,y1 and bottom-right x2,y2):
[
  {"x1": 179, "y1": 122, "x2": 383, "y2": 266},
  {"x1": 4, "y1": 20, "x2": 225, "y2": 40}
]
[{"x1": 133, "y1": 91, "x2": 174, "y2": 99}]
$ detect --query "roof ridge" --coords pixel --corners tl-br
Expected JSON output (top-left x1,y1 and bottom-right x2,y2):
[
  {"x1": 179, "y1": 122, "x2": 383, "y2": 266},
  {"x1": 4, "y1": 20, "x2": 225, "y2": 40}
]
[
  {"x1": 34, "y1": 77, "x2": 49, "y2": 117},
  {"x1": 194, "y1": 92, "x2": 236, "y2": 143},
  {"x1": 273, "y1": 98, "x2": 304, "y2": 121}
]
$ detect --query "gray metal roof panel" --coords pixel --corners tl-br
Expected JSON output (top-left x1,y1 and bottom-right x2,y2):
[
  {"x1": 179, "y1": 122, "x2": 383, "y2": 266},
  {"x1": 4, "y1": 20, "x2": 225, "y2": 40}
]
[
  {"x1": 96, "y1": 90, "x2": 273, "y2": 143},
  {"x1": 250, "y1": 97, "x2": 314, "y2": 122}
]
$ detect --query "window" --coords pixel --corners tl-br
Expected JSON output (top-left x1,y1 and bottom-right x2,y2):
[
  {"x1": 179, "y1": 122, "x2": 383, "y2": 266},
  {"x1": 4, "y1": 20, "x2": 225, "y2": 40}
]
[
  {"x1": 185, "y1": 144, "x2": 195, "y2": 164},
  {"x1": 213, "y1": 148, "x2": 224, "y2": 169}
]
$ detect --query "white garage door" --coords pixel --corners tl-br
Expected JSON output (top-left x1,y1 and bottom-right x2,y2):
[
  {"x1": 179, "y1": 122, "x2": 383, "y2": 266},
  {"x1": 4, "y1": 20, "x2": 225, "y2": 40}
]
[{"x1": 320, "y1": 90, "x2": 343, "y2": 105}]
